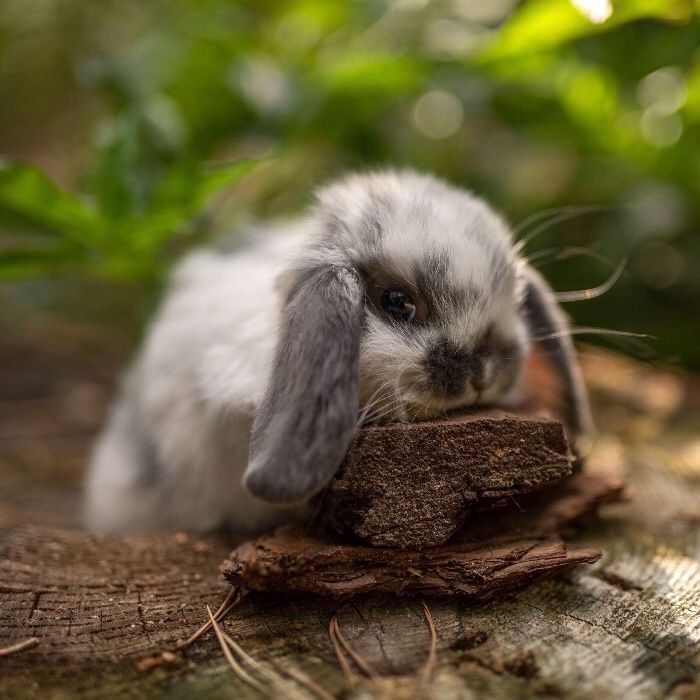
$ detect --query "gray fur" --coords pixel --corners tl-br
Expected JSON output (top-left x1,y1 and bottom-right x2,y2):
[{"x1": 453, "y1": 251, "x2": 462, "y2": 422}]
[
  {"x1": 424, "y1": 338, "x2": 480, "y2": 397},
  {"x1": 520, "y1": 264, "x2": 594, "y2": 435},
  {"x1": 244, "y1": 265, "x2": 363, "y2": 503}
]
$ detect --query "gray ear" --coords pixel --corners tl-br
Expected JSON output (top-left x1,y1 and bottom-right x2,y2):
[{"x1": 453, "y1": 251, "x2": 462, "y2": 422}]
[
  {"x1": 243, "y1": 265, "x2": 363, "y2": 504},
  {"x1": 521, "y1": 264, "x2": 593, "y2": 436}
]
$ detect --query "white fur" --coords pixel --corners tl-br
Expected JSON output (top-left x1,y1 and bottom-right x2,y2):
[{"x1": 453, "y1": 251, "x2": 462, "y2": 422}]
[{"x1": 86, "y1": 225, "x2": 310, "y2": 532}]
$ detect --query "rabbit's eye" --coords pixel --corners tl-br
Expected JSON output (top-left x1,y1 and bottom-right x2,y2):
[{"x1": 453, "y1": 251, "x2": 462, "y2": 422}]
[{"x1": 381, "y1": 290, "x2": 416, "y2": 322}]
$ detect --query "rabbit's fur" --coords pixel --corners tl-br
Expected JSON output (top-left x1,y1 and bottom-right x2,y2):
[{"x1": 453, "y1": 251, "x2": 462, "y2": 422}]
[{"x1": 86, "y1": 170, "x2": 591, "y2": 533}]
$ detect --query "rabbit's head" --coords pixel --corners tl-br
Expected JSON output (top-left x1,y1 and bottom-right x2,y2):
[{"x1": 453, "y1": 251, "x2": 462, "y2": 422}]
[{"x1": 244, "y1": 170, "x2": 590, "y2": 504}]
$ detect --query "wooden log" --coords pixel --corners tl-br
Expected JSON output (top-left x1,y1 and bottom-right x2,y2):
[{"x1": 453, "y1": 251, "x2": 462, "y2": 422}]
[
  {"x1": 222, "y1": 473, "x2": 621, "y2": 600},
  {"x1": 322, "y1": 409, "x2": 573, "y2": 548}
]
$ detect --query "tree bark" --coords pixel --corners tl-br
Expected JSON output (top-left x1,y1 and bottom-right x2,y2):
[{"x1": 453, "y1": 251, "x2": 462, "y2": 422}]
[
  {"x1": 322, "y1": 409, "x2": 573, "y2": 548},
  {"x1": 222, "y1": 473, "x2": 619, "y2": 599}
]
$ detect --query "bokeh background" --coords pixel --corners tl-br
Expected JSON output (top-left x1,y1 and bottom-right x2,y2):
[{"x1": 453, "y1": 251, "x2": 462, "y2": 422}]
[{"x1": 1, "y1": 0, "x2": 699, "y2": 369}]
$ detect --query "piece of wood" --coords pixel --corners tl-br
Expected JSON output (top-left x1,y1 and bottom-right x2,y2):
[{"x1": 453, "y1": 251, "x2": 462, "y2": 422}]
[
  {"x1": 452, "y1": 472, "x2": 626, "y2": 542},
  {"x1": 321, "y1": 409, "x2": 573, "y2": 548},
  {"x1": 222, "y1": 473, "x2": 620, "y2": 600},
  {"x1": 222, "y1": 530, "x2": 599, "y2": 600}
]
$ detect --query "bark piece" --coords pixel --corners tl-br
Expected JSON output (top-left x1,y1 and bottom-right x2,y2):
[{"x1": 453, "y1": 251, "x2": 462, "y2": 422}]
[
  {"x1": 222, "y1": 473, "x2": 621, "y2": 600},
  {"x1": 222, "y1": 529, "x2": 599, "y2": 600},
  {"x1": 322, "y1": 409, "x2": 573, "y2": 548},
  {"x1": 454, "y1": 472, "x2": 626, "y2": 543}
]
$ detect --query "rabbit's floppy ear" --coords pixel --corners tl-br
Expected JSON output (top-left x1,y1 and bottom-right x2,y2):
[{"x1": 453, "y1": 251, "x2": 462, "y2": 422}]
[
  {"x1": 520, "y1": 263, "x2": 593, "y2": 436},
  {"x1": 243, "y1": 264, "x2": 363, "y2": 503}
]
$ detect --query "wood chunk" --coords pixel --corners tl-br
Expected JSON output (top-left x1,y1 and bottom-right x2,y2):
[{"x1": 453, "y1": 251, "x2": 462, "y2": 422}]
[
  {"x1": 322, "y1": 409, "x2": 573, "y2": 548},
  {"x1": 222, "y1": 473, "x2": 622, "y2": 600},
  {"x1": 222, "y1": 529, "x2": 599, "y2": 600},
  {"x1": 454, "y1": 473, "x2": 626, "y2": 543}
]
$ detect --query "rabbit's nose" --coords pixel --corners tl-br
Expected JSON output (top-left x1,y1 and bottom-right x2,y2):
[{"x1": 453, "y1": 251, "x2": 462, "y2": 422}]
[{"x1": 424, "y1": 339, "x2": 484, "y2": 398}]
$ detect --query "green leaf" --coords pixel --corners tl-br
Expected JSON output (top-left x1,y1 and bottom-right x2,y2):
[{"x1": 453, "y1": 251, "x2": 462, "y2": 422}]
[
  {"x1": 0, "y1": 245, "x2": 84, "y2": 280},
  {"x1": 93, "y1": 112, "x2": 176, "y2": 224},
  {"x1": 0, "y1": 156, "x2": 259, "y2": 285},
  {"x1": 0, "y1": 160, "x2": 97, "y2": 239},
  {"x1": 93, "y1": 130, "x2": 142, "y2": 223},
  {"x1": 134, "y1": 157, "x2": 261, "y2": 244},
  {"x1": 150, "y1": 157, "x2": 259, "y2": 218},
  {"x1": 475, "y1": 0, "x2": 694, "y2": 65},
  {"x1": 317, "y1": 53, "x2": 423, "y2": 96}
]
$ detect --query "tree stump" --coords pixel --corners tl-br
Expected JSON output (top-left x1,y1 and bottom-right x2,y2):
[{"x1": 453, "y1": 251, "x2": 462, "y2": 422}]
[{"x1": 1, "y1": 346, "x2": 699, "y2": 699}]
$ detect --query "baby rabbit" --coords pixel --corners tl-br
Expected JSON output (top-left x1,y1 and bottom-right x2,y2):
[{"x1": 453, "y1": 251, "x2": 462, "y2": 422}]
[{"x1": 86, "y1": 170, "x2": 591, "y2": 533}]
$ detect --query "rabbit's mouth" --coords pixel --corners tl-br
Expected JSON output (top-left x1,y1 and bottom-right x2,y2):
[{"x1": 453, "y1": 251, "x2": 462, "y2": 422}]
[
  {"x1": 396, "y1": 362, "x2": 488, "y2": 416},
  {"x1": 358, "y1": 363, "x2": 490, "y2": 425},
  {"x1": 400, "y1": 386, "x2": 483, "y2": 421}
]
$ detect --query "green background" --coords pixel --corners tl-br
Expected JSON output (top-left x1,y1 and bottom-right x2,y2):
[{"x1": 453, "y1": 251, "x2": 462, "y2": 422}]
[{"x1": 1, "y1": 0, "x2": 699, "y2": 367}]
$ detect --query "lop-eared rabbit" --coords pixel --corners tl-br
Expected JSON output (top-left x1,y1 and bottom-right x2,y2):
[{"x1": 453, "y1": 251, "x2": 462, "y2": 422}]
[{"x1": 86, "y1": 170, "x2": 591, "y2": 533}]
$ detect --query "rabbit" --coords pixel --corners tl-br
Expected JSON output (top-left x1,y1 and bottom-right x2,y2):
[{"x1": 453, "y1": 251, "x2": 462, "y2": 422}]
[{"x1": 85, "y1": 169, "x2": 592, "y2": 534}]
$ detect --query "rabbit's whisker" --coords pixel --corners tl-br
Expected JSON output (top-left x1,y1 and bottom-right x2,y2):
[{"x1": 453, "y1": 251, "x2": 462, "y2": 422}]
[
  {"x1": 524, "y1": 245, "x2": 613, "y2": 268},
  {"x1": 362, "y1": 394, "x2": 408, "y2": 424},
  {"x1": 531, "y1": 326, "x2": 651, "y2": 342},
  {"x1": 554, "y1": 258, "x2": 627, "y2": 303},
  {"x1": 513, "y1": 205, "x2": 612, "y2": 255},
  {"x1": 512, "y1": 205, "x2": 594, "y2": 238}
]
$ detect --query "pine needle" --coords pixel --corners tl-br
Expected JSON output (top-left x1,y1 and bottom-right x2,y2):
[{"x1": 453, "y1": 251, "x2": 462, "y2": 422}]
[
  {"x1": 331, "y1": 616, "x2": 380, "y2": 680},
  {"x1": 206, "y1": 605, "x2": 268, "y2": 694},
  {"x1": 218, "y1": 628, "x2": 306, "y2": 700},
  {"x1": 0, "y1": 637, "x2": 39, "y2": 657},
  {"x1": 268, "y1": 657, "x2": 337, "y2": 700},
  {"x1": 554, "y1": 257, "x2": 627, "y2": 303},
  {"x1": 177, "y1": 586, "x2": 239, "y2": 649},
  {"x1": 419, "y1": 600, "x2": 437, "y2": 684},
  {"x1": 329, "y1": 616, "x2": 358, "y2": 688}
]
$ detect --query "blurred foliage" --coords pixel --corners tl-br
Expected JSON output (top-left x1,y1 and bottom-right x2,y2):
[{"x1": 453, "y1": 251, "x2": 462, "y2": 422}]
[
  {"x1": 0, "y1": 157, "x2": 255, "y2": 282},
  {"x1": 0, "y1": 0, "x2": 699, "y2": 366}
]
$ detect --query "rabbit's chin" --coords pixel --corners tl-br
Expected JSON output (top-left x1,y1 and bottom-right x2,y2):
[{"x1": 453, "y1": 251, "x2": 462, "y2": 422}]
[
  {"x1": 362, "y1": 391, "x2": 483, "y2": 425},
  {"x1": 358, "y1": 375, "x2": 491, "y2": 424},
  {"x1": 360, "y1": 376, "x2": 523, "y2": 424},
  {"x1": 402, "y1": 392, "x2": 483, "y2": 421}
]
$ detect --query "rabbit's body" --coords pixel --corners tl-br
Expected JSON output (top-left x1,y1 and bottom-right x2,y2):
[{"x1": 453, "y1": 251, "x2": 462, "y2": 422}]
[
  {"x1": 86, "y1": 226, "x2": 309, "y2": 532},
  {"x1": 87, "y1": 170, "x2": 591, "y2": 533}
]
